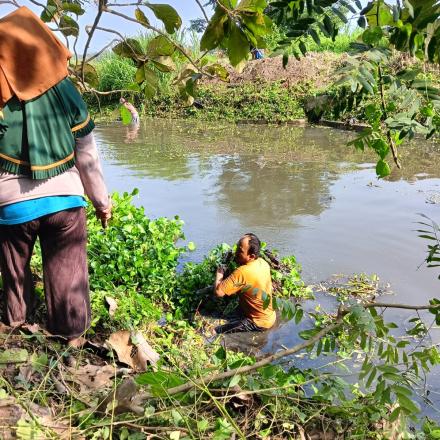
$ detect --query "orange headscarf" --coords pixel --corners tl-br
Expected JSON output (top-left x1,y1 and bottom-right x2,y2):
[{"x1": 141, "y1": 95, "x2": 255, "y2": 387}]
[{"x1": 0, "y1": 6, "x2": 72, "y2": 108}]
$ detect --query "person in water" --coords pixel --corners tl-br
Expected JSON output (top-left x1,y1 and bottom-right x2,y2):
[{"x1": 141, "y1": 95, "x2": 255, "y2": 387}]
[
  {"x1": 120, "y1": 97, "x2": 140, "y2": 125},
  {"x1": 0, "y1": 7, "x2": 111, "y2": 348},
  {"x1": 214, "y1": 233, "x2": 276, "y2": 333}
]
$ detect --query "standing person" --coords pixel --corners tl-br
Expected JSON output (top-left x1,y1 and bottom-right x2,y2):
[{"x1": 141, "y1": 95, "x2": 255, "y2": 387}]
[
  {"x1": 120, "y1": 97, "x2": 140, "y2": 125},
  {"x1": 214, "y1": 233, "x2": 276, "y2": 333},
  {"x1": 0, "y1": 7, "x2": 111, "y2": 347}
]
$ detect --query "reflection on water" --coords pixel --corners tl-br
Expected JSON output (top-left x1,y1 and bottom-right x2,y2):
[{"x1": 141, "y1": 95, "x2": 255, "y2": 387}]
[
  {"x1": 95, "y1": 118, "x2": 440, "y2": 417},
  {"x1": 94, "y1": 119, "x2": 440, "y2": 306}
]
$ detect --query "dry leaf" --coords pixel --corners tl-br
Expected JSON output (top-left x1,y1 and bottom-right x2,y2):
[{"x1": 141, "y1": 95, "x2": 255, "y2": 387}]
[
  {"x1": 66, "y1": 364, "x2": 116, "y2": 392},
  {"x1": 106, "y1": 330, "x2": 159, "y2": 371},
  {"x1": 0, "y1": 397, "x2": 83, "y2": 439},
  {"x1": 105, "y1": 296, "x2": 118, "y2": 317},
  {"x1": 97, "y1": 377, "x2": 144, "y2": 415}
]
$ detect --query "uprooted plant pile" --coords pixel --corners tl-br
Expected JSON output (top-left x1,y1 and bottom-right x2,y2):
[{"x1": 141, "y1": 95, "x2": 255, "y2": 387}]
[{"x1": 1, "y1": 189, "x2": 440, "y2": 439}]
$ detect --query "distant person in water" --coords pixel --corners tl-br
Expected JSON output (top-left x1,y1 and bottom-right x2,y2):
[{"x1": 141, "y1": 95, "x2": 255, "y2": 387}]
[
  {"x1": 214, "y1": 233, "x2": 276, "y2": 333},
  {"x1": 120, "y1": 97, "x2": 139, "y2": 125},
  {"x1": 251, "y1": 47, "x2": 264, "y2": 60}
]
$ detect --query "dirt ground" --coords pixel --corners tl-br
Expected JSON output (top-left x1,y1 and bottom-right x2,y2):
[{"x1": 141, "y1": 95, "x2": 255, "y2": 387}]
[{"x1": 203, "y1": 52, "x2": 344, "y2": 87}]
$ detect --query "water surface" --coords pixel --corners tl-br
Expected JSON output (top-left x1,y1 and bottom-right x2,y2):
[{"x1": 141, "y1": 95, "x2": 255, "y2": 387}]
[
  {"x1": 95, "y1": 119, "x2": 440, "y2": 417},
  {"x1": 95, "y1": 120, "x2": 440, "y2": 306}
]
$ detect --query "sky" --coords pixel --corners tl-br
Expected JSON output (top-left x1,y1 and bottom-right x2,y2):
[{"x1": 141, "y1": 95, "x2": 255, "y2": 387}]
[{"x1": 2, "y1": 0, "x2": 211, "y2": 54}]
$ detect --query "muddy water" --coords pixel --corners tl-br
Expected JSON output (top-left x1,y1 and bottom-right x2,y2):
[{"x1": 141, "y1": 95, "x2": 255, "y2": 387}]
[{"x1": 95, "y1": 119, "x2": 440, "y2": 414}]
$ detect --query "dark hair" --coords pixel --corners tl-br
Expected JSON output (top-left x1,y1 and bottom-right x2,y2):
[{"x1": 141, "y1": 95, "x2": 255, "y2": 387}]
[{"x1": 244, "y1": 233, "x2": 261, "y2": 256}]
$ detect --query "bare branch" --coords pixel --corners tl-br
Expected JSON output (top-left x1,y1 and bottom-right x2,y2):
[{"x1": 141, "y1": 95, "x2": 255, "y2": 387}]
[
  {"x1": 81, "y1": 0, "x2": 106, "y2": 82},
  {"x1": 103, "y1": 7, "x2": 201, "y2": 71},
  {"x1": 0, "y1": 0, "x2": 19, "y2": 7},
  {"x1": 138, "y1": 319, "x2": 343, "y2": 399},
  {"x1": 85, "y1": 39, "x2": 118, "y2": 64},
  {"x1": 195, "y1": 0, "x2": 209, "y2": 22},
  {"x1": 364, "y1": 302, "x2": 440, "y2": 311}
]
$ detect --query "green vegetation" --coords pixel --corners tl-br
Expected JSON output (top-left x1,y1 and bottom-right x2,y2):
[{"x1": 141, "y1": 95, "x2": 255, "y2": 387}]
[{"x1": 4, "y1": 190, "x2": 436, "y2": 438}]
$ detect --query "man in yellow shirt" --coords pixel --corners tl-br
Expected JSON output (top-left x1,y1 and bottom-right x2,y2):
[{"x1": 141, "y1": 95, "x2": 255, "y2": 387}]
[{"x1": 214, "y1": 233, "x2": 276, "y2": 333}]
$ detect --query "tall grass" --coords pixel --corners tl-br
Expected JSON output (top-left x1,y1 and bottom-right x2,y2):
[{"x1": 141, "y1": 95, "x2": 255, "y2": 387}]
[
  {"x1": 94, "y1": 29, "x2": 202, "y2": 98},
  {"x1": 305, "y1": 29, "x2": 363, "y2": 53}
]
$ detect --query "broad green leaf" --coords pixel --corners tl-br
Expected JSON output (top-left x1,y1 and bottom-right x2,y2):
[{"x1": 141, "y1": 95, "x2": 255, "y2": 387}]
[
  {"x1": 397, "y1": 394, "x2": 420, "y2": 414},
  {"x1": 59, "y1": 15, "x2": 79, "y2": 37},
  {"x1": 228, "y1": 22, "x2": 250, "y2": 67},
  {"x1": 0, "y1": 348, "x2": 28, "y2": 365},
  {"x1": 135, "y1": 7, "x2": 150, "y2": 26},
  {"x1": 371, "y1": 138, "x2": 389, "y2": 159},
  {"x1": 113, "y1": 39, "x2": 144, "y2": 59},
  {"x1": 204, "y1": 63, "x2": 230, "y2": 81},
  {"x1": 61, "y1": 2, "x2": 84, "y2": 15},
  {"x1": 200, "y1": 9, "x2": 228, "y2": 51},
  {"x1": 143, "y1": 66, "x2": 159, "y2": 99},
  {"x1": 229, "y1": 374, "x2": 241, "y2": 387},
  {"x1": 187, "y1": 241, "x2": 196, "y2": 251},
  {"x1": 389, "y1": 406, "x2": 401, "y2": 422},
  {"x1": 376, "y1": 159, "x2": 391, "y2": 178},
  {"x1": 147, "y1": 36, "x2": 175, "y2": 57},
  {"x1": 365, "y1": 2, "x2": 393, "y2": 27},
  {"x1": 146, "y1": 3, "x2": 182, "y2": 34},
  {"x1": 241, "y1": 12, "x2": 271, "y2": 37},
  {"x1": 362, "y1": 26, "x2": 383, "y2": 45},
  {"x1": 151, "y1": 56, "x2": 176, "y2": 72},
  {"x1": 76, "y1": 63, "x2": 99, "y2": 88},
  {"x1": 236, "y1": 0, "x2": 266, "y2": 13},
  {"x1": 40, "y1": 0, "x2": 58, "y2": 22}
]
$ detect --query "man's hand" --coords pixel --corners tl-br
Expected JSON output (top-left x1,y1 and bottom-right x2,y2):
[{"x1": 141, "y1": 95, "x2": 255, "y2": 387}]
[
  {"x1": 216, "y1": 265, "x2": 225, "y2": 280},
  {"x1": 214, "y1": 266, "x2": 226, "y2": 297},
  {"x1": 95, "y1": 203, "x2": 112, "y2": 228}
]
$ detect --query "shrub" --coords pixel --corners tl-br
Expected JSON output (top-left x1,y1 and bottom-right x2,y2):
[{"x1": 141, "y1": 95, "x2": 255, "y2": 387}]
[{"x1": 87, "y1": 189, "x2": 185, "y2": 306}]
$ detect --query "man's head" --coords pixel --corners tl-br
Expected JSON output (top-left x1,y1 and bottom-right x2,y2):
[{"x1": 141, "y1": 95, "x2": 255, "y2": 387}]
[
  {"x1": 235, "y1": 233, "x2": 261, "y2": 266},
  {"x1": 119, "y1": 97, "x2": 126, "y2": 104}
]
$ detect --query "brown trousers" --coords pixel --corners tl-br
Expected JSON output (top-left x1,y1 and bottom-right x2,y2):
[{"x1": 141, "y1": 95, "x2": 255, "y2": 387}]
[{"x1": 0, "y1": 208, "x2": 90, "y2": 339}]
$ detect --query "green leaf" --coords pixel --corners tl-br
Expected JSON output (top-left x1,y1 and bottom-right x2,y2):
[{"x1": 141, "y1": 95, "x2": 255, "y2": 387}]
[
  {"x1": 151, "y1": 56, "x2": 176, "y2": 72},
  {"x1": 228, "y1": 22, "x2": 250, "y2": 67},
  {"x1": 365, "y1": 366, "x2": 377, "y2": 388},
  {"x1": 229, "y1": 374, "x2": 241, "y2": 387},
  {"x1": 0, "y1": 348, "x2": 28, "y2": 365},
  {"x1": 397, "y1": 394, "x2": 420, "y2": 414},
  {"x1": 309, "y1": 28, "x2": 321, "y2": 45},
  {"x1": 376, "y1": 159, "x2": 391, "y2": 178},
  {"x1": 59, "y1": 15, "x2": 79, "y2": 37},
  {"x1": 389, "y1": 406, "x2": 401, "y2": 422},
  {"x1": 135, "y1": 7, "x2": 150, "y2": 26},
  {"x1": 147, "y1": 36, "x2": 175, "y2": 57},
  {"x1": 362, "y1": 26, "x2": 383, "y2": 45},
  {"x1": 371, "y1": 138, "x2": 389, "y2": 159},
  {"x1": 143, "y1": 66, "x2": 159, "y2": 99},
  {"x1": 76, "y1": 63, "x2": 99, "y2": 88},
  {"x1": 200, "y1": 9, "x2": 228, "y2": 51},
  {"x1": 146, "y1": 3, "x2": 182, "y2": 34},
  {"x1": 236, "y1": 0, "x2": 266, "y2": 13},
  {"x1": 113, "y1": 39, "x2": 144, "y2": 59},
  {"x1": 294, "y1": 307, "x2": 303, "y2": 324},
  {"x1": 187, "y1": 241, "x2": 196, "y2": 251},
  {"x1": 204, "y1": 63, "x2": 230, "y2": 81},
  {"x1": 120, "y1": 106, "x2": 133, "y2": 125},
  {"x1": 40, "y1": 1, "x2": 58, "y2": 22},
  {"x1": 61, "y1": 2, "x2": 84, "y2": 15}
]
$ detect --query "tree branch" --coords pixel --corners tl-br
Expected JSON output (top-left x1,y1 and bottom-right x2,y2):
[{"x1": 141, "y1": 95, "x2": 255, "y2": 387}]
[
  {"x1": 81, "y1": 0, "x2": 106, "y2": 82},
  {"x1": 103, "y1": 7, "x2": 201, "y2": 71},
  {"x1": 195, "y1": 0, "x2": 209, "y2": 22},
  {"x1": 364, "y1": 302, "x2": 440, "y2": 311},
  {"x1": 138, "y1": 319, "x2": 343, "y2": 399}
]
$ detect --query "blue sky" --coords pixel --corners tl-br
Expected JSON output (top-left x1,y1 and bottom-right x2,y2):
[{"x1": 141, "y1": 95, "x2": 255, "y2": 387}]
[{"x1": 2, "y1": 1, "x2": 211, "y2": 53}]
